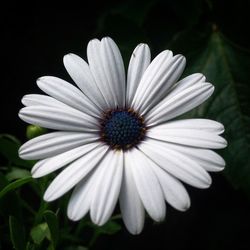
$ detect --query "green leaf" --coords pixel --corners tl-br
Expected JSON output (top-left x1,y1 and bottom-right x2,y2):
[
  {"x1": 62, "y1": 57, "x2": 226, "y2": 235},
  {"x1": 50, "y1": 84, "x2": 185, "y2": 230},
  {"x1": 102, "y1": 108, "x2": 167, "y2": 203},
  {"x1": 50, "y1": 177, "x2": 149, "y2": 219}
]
[
  {"x1": 6, "y1": 167, "x2": 31, "y2": 181},
  {"x1": 25, "y1": 241, "x2": 36, "y2": 250},
  {"x1": 0, "y1": 134, "x2": 33, "y2": 168},
  {"x1": 0, "y1": 176, "x2": 33, "y2": 199},
  {"x1": 9, "y1": 216, "x2": 25, "y2": 250},
  {"x1": 43, "y1": 210, "x2": 59, "y2": 248},
  {"x1": 184, "y1": 31, "x2": 250, "y2": 194},
  {"x1": 1, "y1": 133, "x2": 21, "y2": 145},
  {"x1": 97, "y1": 220, "x2": 121, "y2": 235},
  {"x1": 87, "y1": 220, "x2": 121, "y2": 248},
  {"x1": 89, "y1": 220, "x2": 121, "y2": 235},
  {"x1": 0, "y1": 173, "x2": 22, "y2": 219},
  {"x1": 30, "y1": 222, "x2": 49, "y2": 245}
]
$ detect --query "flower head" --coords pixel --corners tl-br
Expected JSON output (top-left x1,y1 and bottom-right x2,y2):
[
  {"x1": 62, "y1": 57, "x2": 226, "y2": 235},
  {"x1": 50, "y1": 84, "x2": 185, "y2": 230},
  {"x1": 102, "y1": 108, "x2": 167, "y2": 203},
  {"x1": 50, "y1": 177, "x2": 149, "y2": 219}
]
[{"x1": 19, "y1": 37, "x2": 227, "y2": 234}]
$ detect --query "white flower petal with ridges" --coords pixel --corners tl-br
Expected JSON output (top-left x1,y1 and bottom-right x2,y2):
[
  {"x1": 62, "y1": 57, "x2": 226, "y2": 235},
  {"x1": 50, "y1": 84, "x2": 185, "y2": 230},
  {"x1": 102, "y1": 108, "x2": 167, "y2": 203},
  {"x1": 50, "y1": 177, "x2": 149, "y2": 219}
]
[
  {"x1": 132, "y1": 52, "x2": 186, "y2": 115},
  {"x1": 167, "y1": 73, "x2": 206, "y2": 99},
  {"x1": 100, "y1": 37, "x2": 126, "y2": 108},
  {"x1": 131, "y1": 50, "x2": 172, "y2": 111},
  {"x1": 19, "y1": 105, "x2": 99, "y2": 132},
  {"x1": 152, "y1": 140, "x2": 226, "y2": 172},
  {"x1": 119, "y1": 155, "x2": 145, "y2": 234},
  {"x1": 147, "y1": 127, "x2": 227, "y2": 149},
  {"x1": 126, "y1": 148, "x2": 166, "y2": 222},
  {"x1": 19, "y1": 132, "x2": 98, "y2": 160},
  {"x1": 149, "y1": 159, "x2": 191, "y2": 211},
  {"x1": 87, "y1": 39, "x2": 115, "y2": 108},
  {"x1": 31, "y1": 142, "x2": 99, "y2": 178},
  {"x1": 44, "y1": 144, "x2": 108, "y2": 202},
  {"x1": 148, "y1": 119, "x2": 224, "y2": 134},
  {"x1": 63, "y1": 53, "x2": 107, "y2": 110},
  {"x1": 67, "y1": 161, "x2": 107, "y2": 221},
  {"x1": 90, "y1": 150, "x2": 123, "y2": 225},
  {"x1": 139, "y1": 141, "x2": 212, "y2": 189},
  {"x1": 146, "y1": 82, "x2": 214, "y2": 126},
  {"x1": 126, "y1": 43, "x2": 151, "y2": 106},
  {"x1": 22, "y1": 94, "x2": 68, "y2": 109},
  {"x1": 37, "y1": 76, "x2": 101, "y2": 117}
]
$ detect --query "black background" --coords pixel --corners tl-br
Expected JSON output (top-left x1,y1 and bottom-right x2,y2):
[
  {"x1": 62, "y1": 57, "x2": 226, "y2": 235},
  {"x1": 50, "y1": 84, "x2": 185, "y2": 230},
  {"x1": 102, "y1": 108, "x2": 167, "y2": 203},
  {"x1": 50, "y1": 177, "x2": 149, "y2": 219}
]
[{"x1": 1, "y1": 0, "x2": 250, "y2": 249}]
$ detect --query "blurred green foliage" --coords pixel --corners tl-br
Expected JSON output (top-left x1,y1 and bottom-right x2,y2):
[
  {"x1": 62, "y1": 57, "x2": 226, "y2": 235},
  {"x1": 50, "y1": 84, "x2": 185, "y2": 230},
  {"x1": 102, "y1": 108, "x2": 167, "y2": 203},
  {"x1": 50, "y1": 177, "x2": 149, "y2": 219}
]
[{"x1": 1, "y1": 0, "x2": 250, "y2": 249}]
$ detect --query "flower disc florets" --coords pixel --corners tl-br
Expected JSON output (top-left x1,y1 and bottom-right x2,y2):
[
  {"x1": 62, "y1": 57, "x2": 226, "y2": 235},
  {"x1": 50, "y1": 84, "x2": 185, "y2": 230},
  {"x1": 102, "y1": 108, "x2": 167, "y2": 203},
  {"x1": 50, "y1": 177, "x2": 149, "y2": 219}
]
[{"x1": 100, "y1": 108, "x2": 146, "y2": 150}]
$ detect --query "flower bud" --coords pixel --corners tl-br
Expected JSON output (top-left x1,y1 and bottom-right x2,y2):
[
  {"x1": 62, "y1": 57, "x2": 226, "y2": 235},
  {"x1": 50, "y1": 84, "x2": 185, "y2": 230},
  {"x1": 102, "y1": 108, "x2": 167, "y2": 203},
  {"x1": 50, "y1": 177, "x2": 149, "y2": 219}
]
[{"x1": 26, "y1": 125, "x2": 47, "y2": 139}]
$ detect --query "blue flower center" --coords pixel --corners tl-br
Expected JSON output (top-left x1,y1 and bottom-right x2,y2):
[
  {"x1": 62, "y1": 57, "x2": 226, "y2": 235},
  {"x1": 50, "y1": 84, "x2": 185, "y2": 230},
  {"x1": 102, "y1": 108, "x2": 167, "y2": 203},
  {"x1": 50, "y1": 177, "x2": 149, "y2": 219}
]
[{"x1": 101, "y1": 109, "x2": 146, "y2": 150}]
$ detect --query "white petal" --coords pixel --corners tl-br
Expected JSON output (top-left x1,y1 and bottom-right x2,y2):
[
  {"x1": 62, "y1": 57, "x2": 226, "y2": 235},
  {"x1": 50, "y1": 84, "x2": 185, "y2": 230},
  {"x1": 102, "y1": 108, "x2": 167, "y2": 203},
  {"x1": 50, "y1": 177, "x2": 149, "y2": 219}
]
[
  {"x1": 119, "y1": 155, "x2": 145, "y2": 234},
  {"x1": 37, "y1": 76, "x2": 101, "y2": 117},
  {"x1": 19, "y1": 132, "x2": 97, "y2": 160},
  {"x1": 19, "y1": 105, "x2": 99, "y2": 132},
  {"x1": 126, "y1": 43, "x2": 151, "y2": 106},
  {"x1": 149, "y1": 140, "x2": 225, "y2": 172},
  {"x1": 21, "y1": 95, "x2": 99, "y2": 128},
  {"x1": 147, "y1": 128, "x2": 227, "y2": 149},
  {"x1": 131, "y1": 50, "x2": 172, "y2": 111},
  {"x1": 100, "y1": 37, "x2": 126, "y2": 108},
  {"x1": 67, "y1": 163, "x2": 103, "y2": 221},
  {"x1": 90, "y1": 150, "x2": 123, "y2": 225},
  {"x1": 132, "y1": 51, "x2": 186, "y2": 115},
  {"x1": 31, "y1": 142, "x2": 99, "y2": 178},
  {"x1": 148, "y1": 119, "x2": 224, "y2": 134},
  {"x1": 22, "y1": 94, "x2": 99, "y2": 123},
  {"x1": 149, "y1": 161, "x2": 190, "y2": 211},
  {"x1": 63, "y1": 53, "x2": 107, "y2": 110},
  {"x1": 126, "y1": 148, "x2": 166, "y2": 222},
  {"x1": 22, "y1": 94, "x2": 68, "y2": 109},
  {"x1": 146, "y1": 82, "x2": 214, "y2": 126},
  {"x1": 139, "y1": 141, "x2": 212, "y2": 189},
  {"x1": 167, "y1": 73, "x2": 206, "y2": 99},
  {"x1": 44, "y1": 145, "x2": 108, "y2": 201},
  {"x1": 87, "y1": 39, "x2": 115, "y2": 108}
]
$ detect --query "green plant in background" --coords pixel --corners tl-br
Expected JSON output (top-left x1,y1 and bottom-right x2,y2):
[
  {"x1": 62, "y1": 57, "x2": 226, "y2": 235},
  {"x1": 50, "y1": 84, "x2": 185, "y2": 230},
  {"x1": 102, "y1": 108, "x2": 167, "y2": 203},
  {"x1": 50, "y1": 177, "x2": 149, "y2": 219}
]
[
  {"x1": 1, "y1": 0, "x2": 250, "y2": 249},
  {"x1": 0, "y1": 132, "x2": 121, "y2": 249}
]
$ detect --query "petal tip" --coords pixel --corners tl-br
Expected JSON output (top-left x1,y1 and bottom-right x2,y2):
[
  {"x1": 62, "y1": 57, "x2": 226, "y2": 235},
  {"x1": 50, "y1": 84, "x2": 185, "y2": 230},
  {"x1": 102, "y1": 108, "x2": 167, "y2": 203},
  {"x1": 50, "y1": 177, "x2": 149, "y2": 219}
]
[
  {"x1": 43, "y1": 189, "x2": 56, "y2": 202},
  {"x1": 43, "y1": 194, "x2": 51, "y2": 202},
  {"x1": 18, "y1": 109, "x2": 25, "y2": 120},
  {"x1": 164, "y1": 49, "x2": 173, "y2": 57},
  {"x1": 67, "y1": 209, "x2": 81, "y2": 222},
  {"x1": 31, "y1": 168, "x2": 43, "y2": 178},
  {"x1": 21, "y1": 95, "x2": 28, "y2": 106},
  {"x1": 101, "y1": 36, "x2": 112, "y2": 42},
  {"x1": 63, "y1": 53, "x2": 73, "y2": 63},
  {"x1": 127, "y1": 227, "x2": 143, "y2": 235},
  {"x1": 136, "y1": 43, "x2": 149, "y2": 49},
  {"x1": 180, "y1": 200, "x2": 191, "y2": 212},
  {"x1": 201, "y1": 177, "x2": 212, "y2": 189},
  {"x1": 18, "y1": 147, "x2": 25, "y2": 159},
  {"x1": 175, "y1": 54, "x2": 186, "y2": 62},
  {"x1": 223, "y1": 138, "x2": 228, "y2": 147},
  {"x1": 210, "y1": 84, "x2": 215, "y2": 92},
  {"x1": 87, "y1": 38, "x2": 100, "y2": 47},
  {"x1": 36, "y1": 76, "x2": 46, "y2": 83},
  {"x1": 92, "y1": 217, "x2": 106, "y2": 227}
]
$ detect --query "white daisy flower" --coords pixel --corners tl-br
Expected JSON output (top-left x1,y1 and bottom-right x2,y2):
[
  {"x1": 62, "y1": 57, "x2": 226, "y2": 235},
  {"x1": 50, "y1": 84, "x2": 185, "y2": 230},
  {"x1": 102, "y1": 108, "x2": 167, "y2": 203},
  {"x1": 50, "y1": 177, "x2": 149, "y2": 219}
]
[{"x1": 18, "y1": 37, "x2": 227, "y2": 234}]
